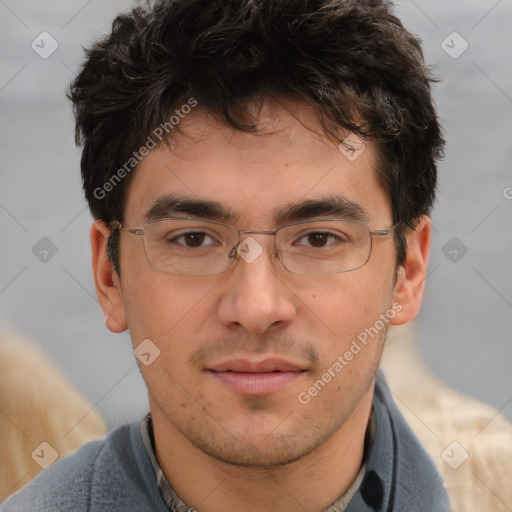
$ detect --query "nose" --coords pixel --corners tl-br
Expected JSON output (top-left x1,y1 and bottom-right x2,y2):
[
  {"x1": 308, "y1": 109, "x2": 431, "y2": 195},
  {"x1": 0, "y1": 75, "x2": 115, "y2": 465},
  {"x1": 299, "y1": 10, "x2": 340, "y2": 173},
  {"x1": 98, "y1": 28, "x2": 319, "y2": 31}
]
[{"x1": 217, "y1": 236, "x2": 297, "y2": 334}]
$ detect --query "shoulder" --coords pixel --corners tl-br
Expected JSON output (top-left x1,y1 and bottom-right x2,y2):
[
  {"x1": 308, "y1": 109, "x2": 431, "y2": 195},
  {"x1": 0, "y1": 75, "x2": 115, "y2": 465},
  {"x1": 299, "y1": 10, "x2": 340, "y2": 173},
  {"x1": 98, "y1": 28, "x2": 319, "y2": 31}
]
[
  {"x1": 1, "y1": 435, "x2": 105, "y2": 511},
  {"x1": 1, "y1": 421, "x2": 164, "y2": 512},
  {"x1": 373, "y1": 374, "x2": 451, "y2": 511}
]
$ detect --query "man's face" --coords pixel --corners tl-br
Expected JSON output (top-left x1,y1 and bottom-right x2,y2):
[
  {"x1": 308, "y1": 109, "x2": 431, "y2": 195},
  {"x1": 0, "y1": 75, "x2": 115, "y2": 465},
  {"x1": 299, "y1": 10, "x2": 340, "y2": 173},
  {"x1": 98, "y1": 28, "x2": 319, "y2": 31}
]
[{"x1": 114, "y1": 100, "x2": 400, "y2": 467}]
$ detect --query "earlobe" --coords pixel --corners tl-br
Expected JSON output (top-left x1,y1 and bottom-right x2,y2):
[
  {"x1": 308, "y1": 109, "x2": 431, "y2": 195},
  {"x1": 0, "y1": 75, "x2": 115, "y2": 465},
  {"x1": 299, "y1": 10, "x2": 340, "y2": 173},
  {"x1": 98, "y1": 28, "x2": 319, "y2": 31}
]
[
  {"x1": 104, "y1": 313, "x2": 127, "y2": 333},
  {"x1": 390, "y1": 217, "x2": 432, "y2": 326},
  {"x1": 91, "y1": 220, "x2": 128, "y2": 333}
]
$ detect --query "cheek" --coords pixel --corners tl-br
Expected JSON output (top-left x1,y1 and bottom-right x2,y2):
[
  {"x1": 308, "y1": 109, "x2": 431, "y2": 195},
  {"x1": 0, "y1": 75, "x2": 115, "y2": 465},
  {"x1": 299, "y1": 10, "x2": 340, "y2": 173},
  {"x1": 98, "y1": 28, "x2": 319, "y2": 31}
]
[
  {"x1": 307, "y1": 269, "x2": 391, "y2": 319},
  {"x1": 119, "y1": 250, "x2": 223, "y2": 375},
  {"x1": 121, "y1": 268, "x2": 218, "y2": 342},
  {"x1": 298, "y1": 271, "x2": 395, "y2": 354}
]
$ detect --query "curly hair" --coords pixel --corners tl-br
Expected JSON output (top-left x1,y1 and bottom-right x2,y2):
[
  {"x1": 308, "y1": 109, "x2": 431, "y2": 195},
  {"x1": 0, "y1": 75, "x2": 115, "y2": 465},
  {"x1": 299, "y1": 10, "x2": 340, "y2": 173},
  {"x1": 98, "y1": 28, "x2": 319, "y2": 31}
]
[{"x1": 69, "y1": 0, "x2": 444, "y2": 273}]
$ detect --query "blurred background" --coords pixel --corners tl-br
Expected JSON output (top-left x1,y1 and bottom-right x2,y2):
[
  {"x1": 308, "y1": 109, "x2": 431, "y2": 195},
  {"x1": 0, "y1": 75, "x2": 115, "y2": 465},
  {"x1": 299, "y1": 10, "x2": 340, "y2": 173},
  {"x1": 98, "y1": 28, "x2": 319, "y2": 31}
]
[{"x1": 0, "y1": 0, "x2": 511, "y2": 429}]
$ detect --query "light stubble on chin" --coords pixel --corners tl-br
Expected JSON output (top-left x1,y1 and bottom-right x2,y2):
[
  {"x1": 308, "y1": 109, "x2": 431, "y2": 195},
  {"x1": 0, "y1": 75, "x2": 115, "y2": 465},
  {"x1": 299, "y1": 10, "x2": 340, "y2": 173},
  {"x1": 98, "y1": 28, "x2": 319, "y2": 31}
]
[{"x1": 151, "y1": 328, "x2": 387, "y2": 469}]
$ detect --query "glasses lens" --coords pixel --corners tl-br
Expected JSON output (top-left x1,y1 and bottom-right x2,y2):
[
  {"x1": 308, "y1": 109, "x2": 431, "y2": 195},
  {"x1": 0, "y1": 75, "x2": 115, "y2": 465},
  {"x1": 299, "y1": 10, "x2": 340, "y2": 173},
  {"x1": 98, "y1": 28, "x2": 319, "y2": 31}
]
[
  {"x1": 276, "y1": 220, "x2": 371, "y2": 274},
  {"x1": 142, "y1": 219, "x2": 238, "y2": 275}
]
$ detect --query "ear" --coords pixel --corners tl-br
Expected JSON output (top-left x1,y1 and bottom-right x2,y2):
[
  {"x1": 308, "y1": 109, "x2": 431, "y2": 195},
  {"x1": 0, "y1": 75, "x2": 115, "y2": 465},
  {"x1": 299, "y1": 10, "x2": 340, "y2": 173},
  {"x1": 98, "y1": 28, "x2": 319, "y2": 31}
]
[
  {"x1": 90, "y1": 220, "x2": 128, "y2": 333},
  {"x1": 390, "y1": 216, "x2": 431, "y2": 326}
]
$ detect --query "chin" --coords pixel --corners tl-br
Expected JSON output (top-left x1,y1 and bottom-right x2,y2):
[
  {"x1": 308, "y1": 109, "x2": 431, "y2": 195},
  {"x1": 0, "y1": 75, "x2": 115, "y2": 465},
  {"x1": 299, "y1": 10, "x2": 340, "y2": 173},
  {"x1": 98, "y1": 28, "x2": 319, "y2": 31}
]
[
  {"x1": 198, "y1": 435, "x2": 317, "y2": 468},
  {"x1": 179, "y1": 410, "x2": 342, "y2": 469}
]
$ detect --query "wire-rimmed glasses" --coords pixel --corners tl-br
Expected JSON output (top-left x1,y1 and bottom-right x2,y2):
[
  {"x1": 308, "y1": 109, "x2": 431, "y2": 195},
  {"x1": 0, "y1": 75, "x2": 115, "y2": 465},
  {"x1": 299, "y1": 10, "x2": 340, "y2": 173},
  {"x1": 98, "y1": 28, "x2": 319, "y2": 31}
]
[{"x1": 111, "y1": 217, "x2": 399, "y2": 276}]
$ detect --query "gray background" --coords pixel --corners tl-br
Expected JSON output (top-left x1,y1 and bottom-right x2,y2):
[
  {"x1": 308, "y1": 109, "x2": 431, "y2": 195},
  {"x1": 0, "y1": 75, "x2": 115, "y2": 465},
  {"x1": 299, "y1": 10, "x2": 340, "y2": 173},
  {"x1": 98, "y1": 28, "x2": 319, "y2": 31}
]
[{"x1": 0, "y1": 0, "x2": 511, "y2": 429}]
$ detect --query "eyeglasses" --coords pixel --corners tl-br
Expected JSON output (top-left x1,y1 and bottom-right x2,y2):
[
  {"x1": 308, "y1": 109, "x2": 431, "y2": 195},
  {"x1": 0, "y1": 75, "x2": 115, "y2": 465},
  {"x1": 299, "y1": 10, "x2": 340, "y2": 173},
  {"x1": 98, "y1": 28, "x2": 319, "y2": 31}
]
[{"x1": 111, "y1": 218, "x2": 399, "y2": 276}]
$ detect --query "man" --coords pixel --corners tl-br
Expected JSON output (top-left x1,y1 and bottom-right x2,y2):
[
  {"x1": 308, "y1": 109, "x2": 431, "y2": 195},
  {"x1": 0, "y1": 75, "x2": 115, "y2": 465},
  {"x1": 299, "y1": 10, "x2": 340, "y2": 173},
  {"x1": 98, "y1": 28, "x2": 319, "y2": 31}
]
[{"x1": 2, "y1": 0, "x2": 450, "y2": 510}]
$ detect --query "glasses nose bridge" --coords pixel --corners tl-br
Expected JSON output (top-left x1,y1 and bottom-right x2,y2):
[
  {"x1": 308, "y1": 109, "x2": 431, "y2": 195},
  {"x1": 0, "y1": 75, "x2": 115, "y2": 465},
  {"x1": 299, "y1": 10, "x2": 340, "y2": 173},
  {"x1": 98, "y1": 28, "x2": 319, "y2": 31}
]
[
  {"x1": 237, "y1": 228, "x2": 278, "y2": 248},
  {"x1": 238, "y1": 228, "x2": 276, "y2": 237},
  {"x1": 233, "y1": 228, "x2": 279, "y2": 261}
]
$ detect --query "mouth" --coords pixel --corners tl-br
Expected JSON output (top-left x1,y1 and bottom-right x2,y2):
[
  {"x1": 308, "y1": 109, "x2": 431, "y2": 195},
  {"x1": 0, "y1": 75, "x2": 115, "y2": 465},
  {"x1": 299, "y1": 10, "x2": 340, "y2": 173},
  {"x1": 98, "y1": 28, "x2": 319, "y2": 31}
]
[{"x1": 206, "y1": 358, "x2": 307, "y2": 395}]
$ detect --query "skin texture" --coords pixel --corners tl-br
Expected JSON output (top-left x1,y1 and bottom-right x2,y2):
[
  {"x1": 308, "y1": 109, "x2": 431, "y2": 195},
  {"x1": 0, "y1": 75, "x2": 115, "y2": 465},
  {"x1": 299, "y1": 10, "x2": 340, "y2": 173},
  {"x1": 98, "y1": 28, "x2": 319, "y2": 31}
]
[{"x1": 91, "y1": 100, "x2": 431, "y2": 512}]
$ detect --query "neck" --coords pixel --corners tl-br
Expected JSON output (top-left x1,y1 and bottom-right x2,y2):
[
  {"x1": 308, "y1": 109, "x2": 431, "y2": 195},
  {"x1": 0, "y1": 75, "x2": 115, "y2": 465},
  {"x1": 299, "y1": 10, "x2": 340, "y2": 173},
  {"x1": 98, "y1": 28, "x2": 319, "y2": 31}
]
[{"x1": 151, "y1": 386, "x2": 374, "y2": 512}]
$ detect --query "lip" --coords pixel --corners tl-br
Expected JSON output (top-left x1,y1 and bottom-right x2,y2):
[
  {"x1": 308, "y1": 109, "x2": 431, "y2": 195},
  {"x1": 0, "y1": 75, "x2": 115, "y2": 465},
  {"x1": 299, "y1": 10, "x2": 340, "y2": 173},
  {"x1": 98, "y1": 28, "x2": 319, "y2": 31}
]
[
  {"x1": 207, "y1": 358, "x2": 306, "y2": 395},
  {"x1": 209, "y1": 358, "x2": 305, "y2": 373}
]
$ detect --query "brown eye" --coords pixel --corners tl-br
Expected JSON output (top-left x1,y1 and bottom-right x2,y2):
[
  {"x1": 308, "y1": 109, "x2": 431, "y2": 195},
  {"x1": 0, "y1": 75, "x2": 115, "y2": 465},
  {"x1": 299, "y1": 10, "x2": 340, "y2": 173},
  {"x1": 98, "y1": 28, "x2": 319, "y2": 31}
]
[
  {"x1": 182, "y1": 232, "x2": 206, "y2": 247},
  {"x1": 295, "y1": 231, "x2": 340, "y2": 248},
  {"x1": 170, "y1": 232, "x2": 216, "y2": 248},
  {"x1": 306, "y1": 233, "x2": 331, "y2": 247}
]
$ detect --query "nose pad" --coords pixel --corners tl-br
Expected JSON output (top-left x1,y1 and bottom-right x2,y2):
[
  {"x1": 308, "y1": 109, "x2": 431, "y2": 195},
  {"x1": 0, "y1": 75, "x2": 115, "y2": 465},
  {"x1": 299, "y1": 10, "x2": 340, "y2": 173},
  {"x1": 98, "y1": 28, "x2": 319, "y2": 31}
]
[{"x1": 228, "y1": 245, "x2": 238, "y2": 260}]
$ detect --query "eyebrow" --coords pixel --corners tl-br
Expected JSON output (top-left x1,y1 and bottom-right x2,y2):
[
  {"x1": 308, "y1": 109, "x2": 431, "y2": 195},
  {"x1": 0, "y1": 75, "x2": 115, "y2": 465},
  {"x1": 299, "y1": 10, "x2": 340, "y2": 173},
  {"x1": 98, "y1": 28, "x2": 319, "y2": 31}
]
[
  {"x1": 143, "y1": 194, "x2": 237, "y2": 223},
  {"x1": 274, "y1": 195, "x2": 368, "y2": 224},
  {"x1": 142, "y1": 194, "x2": 368, "y2": 225}
]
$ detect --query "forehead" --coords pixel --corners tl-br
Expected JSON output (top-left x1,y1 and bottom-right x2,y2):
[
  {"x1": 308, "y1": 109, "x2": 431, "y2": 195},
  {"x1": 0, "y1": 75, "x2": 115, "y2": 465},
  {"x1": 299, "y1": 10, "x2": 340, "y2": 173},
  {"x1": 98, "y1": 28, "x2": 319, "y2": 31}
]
[{"x1": 123, "y1": 99, "x2": 391, "y2": 225}]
